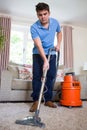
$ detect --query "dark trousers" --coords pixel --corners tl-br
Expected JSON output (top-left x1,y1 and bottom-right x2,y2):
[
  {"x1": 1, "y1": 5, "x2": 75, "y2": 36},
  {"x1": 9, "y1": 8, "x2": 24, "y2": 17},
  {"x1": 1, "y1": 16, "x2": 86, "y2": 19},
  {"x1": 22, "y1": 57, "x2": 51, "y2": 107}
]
[{"x1": 31, "y1": 54, "x2": 56, "y2": 102}]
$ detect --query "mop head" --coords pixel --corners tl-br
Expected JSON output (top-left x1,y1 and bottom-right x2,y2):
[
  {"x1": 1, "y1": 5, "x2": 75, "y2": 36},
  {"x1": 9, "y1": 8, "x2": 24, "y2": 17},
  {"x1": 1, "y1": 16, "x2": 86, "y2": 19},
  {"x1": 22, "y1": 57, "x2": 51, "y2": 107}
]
[{"x1": 15, "y1": 115, "x2": 45, "y2": 128}]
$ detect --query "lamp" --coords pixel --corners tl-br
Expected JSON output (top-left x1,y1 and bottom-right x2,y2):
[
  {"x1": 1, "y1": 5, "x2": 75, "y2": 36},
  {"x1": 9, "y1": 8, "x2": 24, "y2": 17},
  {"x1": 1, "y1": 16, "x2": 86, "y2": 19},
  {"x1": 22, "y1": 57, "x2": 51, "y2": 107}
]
[{"x1": 83, "y1": 62, "x2": 87, "y2": 70}]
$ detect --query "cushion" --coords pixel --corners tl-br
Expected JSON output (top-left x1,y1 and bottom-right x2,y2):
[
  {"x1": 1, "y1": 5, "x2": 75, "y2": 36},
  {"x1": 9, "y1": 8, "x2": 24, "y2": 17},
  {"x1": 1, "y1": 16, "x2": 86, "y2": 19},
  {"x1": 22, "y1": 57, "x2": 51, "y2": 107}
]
[
  {"x1": 7, "y1": 65, "x2": 19, "y2": 79},
  {"x1": 56, "y1": 69, "x2": 64, "y2": 82},
  {"x1": 12, "y1": 79, "x2": 32, "y2": 90},
  {"x1": 18, "y1": 66, "x2": 32, "y2": 80}
]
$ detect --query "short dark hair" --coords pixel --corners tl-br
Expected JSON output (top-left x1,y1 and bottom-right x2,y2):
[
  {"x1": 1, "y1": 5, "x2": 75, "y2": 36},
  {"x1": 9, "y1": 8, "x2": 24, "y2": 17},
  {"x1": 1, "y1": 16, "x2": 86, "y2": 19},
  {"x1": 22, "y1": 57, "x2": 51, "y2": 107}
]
[{"x1": 36, "y1": 2, "x2": 50, "y2": 12}]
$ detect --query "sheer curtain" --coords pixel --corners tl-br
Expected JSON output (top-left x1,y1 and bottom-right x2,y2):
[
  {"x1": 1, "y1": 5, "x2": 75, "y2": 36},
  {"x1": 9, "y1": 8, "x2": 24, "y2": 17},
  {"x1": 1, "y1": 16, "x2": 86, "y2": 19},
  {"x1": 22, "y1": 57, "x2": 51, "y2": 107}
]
[
  {"x1": 0, "y1": 16, "x2": 11, "y2": 78},
  {"x1": 63, "y1": 26, "x2": 73, "y2": 69}
]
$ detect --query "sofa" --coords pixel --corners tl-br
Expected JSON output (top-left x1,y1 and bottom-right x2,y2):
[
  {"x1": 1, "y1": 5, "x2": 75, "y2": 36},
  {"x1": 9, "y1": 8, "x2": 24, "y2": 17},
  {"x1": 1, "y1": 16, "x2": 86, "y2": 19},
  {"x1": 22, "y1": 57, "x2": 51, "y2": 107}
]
[
  {"x1": 0, "y1": 63, "x2": 87, "y2": 102},
  {"x1": 0, "y1": 64, "x2": 64, "y2": 101}
]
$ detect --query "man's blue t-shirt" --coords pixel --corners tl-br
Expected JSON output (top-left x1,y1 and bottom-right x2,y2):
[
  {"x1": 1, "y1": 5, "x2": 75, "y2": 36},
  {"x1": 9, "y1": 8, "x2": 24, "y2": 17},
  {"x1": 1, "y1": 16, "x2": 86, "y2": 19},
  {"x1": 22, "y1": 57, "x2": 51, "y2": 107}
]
[{"x1": 30, "y1": 17, "x2": 61, "y2": 55}]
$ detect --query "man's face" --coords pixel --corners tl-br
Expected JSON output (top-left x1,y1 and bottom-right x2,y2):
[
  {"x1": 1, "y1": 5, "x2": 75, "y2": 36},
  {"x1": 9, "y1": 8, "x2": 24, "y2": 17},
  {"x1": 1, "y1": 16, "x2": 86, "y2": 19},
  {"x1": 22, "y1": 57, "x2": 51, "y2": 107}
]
[{"x1": 37, "y1": 10, "x2": 50, "y2": 25}]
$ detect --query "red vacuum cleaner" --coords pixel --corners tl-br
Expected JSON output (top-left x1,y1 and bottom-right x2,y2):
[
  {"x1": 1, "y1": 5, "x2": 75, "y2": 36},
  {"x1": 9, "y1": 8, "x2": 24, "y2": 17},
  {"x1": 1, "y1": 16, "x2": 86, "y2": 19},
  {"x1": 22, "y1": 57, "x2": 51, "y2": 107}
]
[{"x1": 60, "y1": 72, "x2": 82, "y2": 107}]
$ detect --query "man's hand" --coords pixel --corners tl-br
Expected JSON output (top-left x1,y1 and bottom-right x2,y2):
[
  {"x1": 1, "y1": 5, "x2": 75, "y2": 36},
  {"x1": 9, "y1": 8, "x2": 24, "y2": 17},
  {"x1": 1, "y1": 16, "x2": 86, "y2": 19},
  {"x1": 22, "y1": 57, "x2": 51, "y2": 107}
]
[
  {"x1": 55, "y1": 44, "x2": 60, "y2": 52},
  {"x1": 43, "y1": 59, "x2": 49, "y2": 72}
]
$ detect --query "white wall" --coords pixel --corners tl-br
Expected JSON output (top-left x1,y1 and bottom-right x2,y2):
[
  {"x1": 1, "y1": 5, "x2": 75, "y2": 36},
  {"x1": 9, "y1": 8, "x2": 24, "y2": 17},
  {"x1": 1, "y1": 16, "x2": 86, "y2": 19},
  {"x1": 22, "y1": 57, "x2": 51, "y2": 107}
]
[{"x1": 73, "y1": 26, "x2": 87, "y2": 74}]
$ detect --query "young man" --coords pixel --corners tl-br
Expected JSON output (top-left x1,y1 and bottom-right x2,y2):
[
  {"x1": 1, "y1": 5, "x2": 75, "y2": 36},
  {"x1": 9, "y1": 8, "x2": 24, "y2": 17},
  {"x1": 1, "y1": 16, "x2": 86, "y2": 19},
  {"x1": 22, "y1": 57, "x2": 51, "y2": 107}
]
[{"x1": 30, "y1": 2, "x2": 62, "y2": 112}]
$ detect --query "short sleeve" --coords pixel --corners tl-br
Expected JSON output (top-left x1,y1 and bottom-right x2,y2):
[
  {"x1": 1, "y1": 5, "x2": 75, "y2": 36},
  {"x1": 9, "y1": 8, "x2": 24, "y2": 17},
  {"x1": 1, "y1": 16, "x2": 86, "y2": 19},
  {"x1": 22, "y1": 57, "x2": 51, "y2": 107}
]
[{"x1": 30, "y1": 26, "x2": 39, "y2": 39}]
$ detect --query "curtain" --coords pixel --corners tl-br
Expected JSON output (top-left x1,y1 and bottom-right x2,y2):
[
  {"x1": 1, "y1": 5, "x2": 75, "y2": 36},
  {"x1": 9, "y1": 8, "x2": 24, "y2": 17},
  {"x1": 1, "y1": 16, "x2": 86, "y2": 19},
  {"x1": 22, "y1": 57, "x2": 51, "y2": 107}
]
[
  {"x1": 63, "y1": 26, "x2": 73, "y2": 69},
  {"x1": 0, "y1": 16, "x2": 11, "y2": 78}
]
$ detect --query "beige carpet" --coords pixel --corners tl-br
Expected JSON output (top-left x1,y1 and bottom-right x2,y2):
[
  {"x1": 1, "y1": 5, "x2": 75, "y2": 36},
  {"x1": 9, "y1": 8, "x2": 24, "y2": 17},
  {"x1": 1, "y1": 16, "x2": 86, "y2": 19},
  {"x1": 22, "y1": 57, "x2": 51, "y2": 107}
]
[{"x1": 0, "y1": 101, "x2": 87, "y2": 130}]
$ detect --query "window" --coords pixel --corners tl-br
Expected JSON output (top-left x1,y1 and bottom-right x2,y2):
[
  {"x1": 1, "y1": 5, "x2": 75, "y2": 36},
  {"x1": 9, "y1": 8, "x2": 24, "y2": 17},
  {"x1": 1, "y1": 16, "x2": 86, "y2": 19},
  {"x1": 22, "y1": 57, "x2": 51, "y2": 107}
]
[
  {"x1": 10, "y1": 23, "x2": 33, "y2": 65},
  {"x1": 10, "y1": 23, "x2": 63, "y2": 65}
]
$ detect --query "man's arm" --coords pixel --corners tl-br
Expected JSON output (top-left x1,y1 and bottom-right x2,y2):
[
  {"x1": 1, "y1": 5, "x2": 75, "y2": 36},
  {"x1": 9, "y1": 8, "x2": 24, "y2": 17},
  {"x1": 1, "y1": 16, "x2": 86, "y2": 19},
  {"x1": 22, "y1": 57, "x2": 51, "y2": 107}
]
[
  {"x1": 55, "y1": 31, "x2": 62, "y2": 51},
  {"x1": 33, "y1": 37, "x2": 49, "y2": 71}
]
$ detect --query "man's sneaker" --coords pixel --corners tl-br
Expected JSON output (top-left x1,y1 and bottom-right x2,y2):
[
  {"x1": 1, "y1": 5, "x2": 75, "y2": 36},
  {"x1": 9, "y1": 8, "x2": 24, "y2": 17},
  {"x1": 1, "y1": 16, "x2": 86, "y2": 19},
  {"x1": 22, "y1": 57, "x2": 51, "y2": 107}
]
[
  {"x1": 29, "y1": 101, "x2": 38, "y2": 112},
  {"x1": 45, "y1": 101, "x2": 57, "y2": 108}
]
